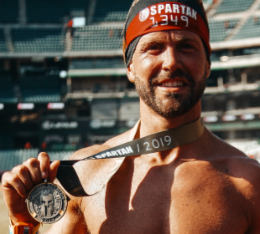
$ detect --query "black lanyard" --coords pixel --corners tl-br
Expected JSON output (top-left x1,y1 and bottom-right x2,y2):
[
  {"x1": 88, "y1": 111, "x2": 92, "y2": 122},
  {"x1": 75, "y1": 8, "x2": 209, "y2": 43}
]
[{"x1": 56, "y1": 118, "x2": 204, "y2": 196}]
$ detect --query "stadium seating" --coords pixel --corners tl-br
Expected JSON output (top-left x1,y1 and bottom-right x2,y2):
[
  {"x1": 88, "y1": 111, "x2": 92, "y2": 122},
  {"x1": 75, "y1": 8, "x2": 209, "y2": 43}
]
[
  {"x1": 45, "y1": 151, "x2": 73, "y2": 160},
  {"x1": 202, "y1": 0, "x2": 213, "y2": 8},
  {"x1": 72, "y1": 26, "x2": 123, "y2": 51},
  {"x1": 0, "y1": 136, "x2": 14, "y2": 150},
  {"x1": 70, "y1": 58, "x2": 125, "y2": 69},
  {"x1": 50, "y1": 143, "x2": 78, "y2": 151},
  {"x1": 0, "y1": 29, "x2": 8, "y2": 52},
  {"x1": 209, "y1": 19, "x2": 238, "y2": 42},
  {"x1": 0, "y1": 149, "x2": 39, "y2": 171},
  {"x1": 20, "y1": 71, "x2": 61, "y2": 103},
  {"x1": 0, "y1": 71, "x2": 18, "y2": 103},
  {"x1": 210, "y1": 50, "x2": 229, "y2": 62},
  {"x1": 21, "y1": 89, "x2": 61, "y2": 103},
  {"x1": 26, "y1": 0, "x2": 90, "y2": 23},
  {"x1": 216, "y1": 0, "x2": 255, "y2": 14},
  {"x1": 0, "y1": 149, "x2": 72, "y2": 172},
  {"x1": 119, "y1": 98, "x2": 140, "y2": 120},
  {"x1": 232, "y1": 17, "x2": 260, "y2": 40},
  {"x1": 0, "y1": 0, "x2": 18, "y2": 23},
  {"x1": 91, "y1": 99, "x2": 118, "y2": 119},
  {"x1": 12, "y1": 28, "x2": 65, "y2": 53},
  {"x1": 93, "y1": 0, "x2": 132, "y2": 22}
]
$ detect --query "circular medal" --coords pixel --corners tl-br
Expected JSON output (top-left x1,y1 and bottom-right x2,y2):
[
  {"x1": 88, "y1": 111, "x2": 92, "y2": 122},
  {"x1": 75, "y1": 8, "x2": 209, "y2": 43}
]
[{"x1": 27, "y1": 182, "x2": 68, "y2": 224}]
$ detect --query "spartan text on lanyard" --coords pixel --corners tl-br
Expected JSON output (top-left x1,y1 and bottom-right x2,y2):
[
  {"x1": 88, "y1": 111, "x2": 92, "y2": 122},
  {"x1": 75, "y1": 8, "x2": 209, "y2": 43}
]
[{"x1": 93, "y1": 135, "x2": 172, "y2": 159}]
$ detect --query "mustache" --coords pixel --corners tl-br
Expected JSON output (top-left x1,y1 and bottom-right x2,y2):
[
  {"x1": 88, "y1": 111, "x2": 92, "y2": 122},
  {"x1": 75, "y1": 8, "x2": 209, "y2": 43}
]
[{"x1": 150, "y1": 69, "x2": 195, "y2": 85}]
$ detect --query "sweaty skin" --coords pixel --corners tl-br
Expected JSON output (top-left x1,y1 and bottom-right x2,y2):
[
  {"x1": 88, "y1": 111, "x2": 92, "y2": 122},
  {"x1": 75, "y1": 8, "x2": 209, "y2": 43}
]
[
  {"x1": 44, "y1": 127, "x2": 260, "y2": 234},
  {"x1": 2, "y1": 30, "x2": 260, "y2": 234}
]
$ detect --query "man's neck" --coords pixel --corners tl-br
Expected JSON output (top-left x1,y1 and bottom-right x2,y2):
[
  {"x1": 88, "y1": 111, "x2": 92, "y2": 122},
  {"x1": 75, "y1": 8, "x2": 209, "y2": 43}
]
[
  {"x1": 139, "y1": 101, "x2": 202, "y2": 138},
  {"x1": 134, "y1": 101, "x2": 203, "y2": 164}
]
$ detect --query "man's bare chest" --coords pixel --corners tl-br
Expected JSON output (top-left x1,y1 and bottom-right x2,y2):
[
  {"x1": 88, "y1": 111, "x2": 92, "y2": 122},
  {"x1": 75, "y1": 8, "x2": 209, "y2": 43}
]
[{"x1": 81, "y1": 161, "x2": 249, "y2": 234}]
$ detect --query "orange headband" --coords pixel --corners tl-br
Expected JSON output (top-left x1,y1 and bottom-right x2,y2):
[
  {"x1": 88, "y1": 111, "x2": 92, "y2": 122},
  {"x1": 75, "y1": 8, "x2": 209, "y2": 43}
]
[{"x1": 124, "y1": 1, "x2": 211, "y2": 66}]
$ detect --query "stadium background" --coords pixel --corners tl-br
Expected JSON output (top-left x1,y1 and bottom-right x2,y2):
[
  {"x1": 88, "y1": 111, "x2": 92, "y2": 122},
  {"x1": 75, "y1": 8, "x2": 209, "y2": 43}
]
[{"x1": 0, "y1": 0, "x2": 260, "y2": 231}]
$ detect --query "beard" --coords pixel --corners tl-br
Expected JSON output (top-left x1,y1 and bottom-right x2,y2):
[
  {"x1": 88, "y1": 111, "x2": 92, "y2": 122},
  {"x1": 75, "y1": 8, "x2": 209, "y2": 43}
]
[{"x1": 134, "y1": 68, "x2": 207, "y2": 118}]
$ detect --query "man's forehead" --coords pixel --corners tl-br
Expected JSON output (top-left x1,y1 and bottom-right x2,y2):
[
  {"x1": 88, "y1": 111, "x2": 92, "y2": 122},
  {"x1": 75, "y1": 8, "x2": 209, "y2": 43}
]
[{"x1": 138, "y1": 30, "x2": 201, "y2": 43}]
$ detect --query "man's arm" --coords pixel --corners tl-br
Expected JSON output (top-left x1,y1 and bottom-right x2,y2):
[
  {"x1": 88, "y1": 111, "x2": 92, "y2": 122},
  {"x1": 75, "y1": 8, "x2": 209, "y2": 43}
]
[
  {"x1": 2, "y1": 138, "x2": 127, "y2": 234},
  {"x1": 1, "y1": 152, "x2": 88, "y2": 234}
]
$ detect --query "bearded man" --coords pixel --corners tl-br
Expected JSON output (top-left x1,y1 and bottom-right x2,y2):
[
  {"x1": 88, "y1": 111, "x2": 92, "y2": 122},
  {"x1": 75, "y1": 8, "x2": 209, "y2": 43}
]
[{"x1": 3, "y1": 0, "x2": 260, "y2": 234}]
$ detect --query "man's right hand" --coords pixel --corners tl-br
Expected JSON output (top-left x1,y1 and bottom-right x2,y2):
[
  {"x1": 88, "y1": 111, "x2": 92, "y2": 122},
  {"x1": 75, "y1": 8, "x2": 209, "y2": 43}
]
[{"x1": 1, "y1": 152, "x2": 60, "y2": 226}]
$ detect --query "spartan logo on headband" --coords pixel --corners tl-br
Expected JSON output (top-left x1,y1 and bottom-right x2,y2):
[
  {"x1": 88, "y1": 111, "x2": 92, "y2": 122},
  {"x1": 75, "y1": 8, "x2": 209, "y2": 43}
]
[
  {"x1": 148, "y1": 3, "x2": 197, "y2": 19},
  {"x1": 138, "y1": 3, "x2": 198, "y2": 28},
  {"x1": 139, "y1": 7, "x2": 150, "y2": 22}
]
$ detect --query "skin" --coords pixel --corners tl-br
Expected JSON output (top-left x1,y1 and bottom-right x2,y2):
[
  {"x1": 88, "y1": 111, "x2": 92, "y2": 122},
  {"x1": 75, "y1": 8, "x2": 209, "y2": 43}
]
[{"x1": 3, "y1": 30, "x2": 260, "y2": 234}]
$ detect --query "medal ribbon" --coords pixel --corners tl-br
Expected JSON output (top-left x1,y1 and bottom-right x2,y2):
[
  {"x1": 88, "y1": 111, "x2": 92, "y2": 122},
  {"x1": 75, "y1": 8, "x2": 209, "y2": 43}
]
[{"x1": 56, "y1": 118, "x2": 204, "y2": 196}]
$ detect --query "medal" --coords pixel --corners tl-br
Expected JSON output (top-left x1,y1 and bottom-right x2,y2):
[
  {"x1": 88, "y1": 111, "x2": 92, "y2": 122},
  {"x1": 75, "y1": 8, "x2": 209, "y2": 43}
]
[{"x1": 26, "y1": 181, "x2": 68, "y2": 224}]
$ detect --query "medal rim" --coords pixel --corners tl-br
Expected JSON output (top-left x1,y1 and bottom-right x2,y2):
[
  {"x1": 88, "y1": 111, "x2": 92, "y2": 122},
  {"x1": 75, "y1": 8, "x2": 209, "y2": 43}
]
[{"x1": 27, "y1": 182, "x2": 68, "y2": 224}]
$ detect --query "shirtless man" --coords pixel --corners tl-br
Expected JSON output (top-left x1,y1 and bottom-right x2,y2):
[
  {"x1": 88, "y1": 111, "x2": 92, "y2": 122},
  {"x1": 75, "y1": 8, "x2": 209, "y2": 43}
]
[{"x1": 2, "y1": 0, "x2": 260, "y2": 233}]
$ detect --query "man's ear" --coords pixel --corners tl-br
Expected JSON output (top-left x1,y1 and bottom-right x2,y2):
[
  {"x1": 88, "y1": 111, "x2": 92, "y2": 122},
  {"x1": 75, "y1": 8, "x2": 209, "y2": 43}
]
[
  {"x1": 205, "y1": 60, "x2": 211, "y2": 79},
  {"x1": 127, "y1": 62, "x2": 135, "y2": 83}
]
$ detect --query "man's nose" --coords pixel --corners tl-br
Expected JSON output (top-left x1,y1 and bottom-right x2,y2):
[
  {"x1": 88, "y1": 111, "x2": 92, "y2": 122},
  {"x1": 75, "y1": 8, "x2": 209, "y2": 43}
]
[{"x1": 162, "y1": 47, "x2": 182, "y2": 72}]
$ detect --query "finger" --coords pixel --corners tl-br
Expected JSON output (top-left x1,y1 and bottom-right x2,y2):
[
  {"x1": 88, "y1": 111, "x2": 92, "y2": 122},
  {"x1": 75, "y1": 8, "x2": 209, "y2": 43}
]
[
  {"x1": 12, "y1": 165, "x2": 34, "y2": 191},
  {"x1": 2, "y1": 171, "x2": 28, "y2": 198},
  {"x1": 38, "y1": 152, "x2": 50, "y2": 179},
  {"x1": 23, "y1": 158, "x2": 42, "y2": 185},
  {"x1": 49, "y1": 160, "x2": 60, "y2": 183}
]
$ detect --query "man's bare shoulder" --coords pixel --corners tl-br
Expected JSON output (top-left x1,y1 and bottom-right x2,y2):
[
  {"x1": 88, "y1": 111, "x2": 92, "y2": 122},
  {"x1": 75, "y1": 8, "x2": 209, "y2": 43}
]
[
  {"x1": 224, "y1": 155, "x2": 260, "y2": 231},
  {"x1": 207, "y1": 132, "x2": 259, "y2": 173},
  {"x1": 225, "y1": 154, "x2": 260, "y2": 198},
  {"x1": 206, "y1": 133, "x2": 260, "y2": 225},
  {"x1": 206, "y1": 131, "x2": 260, "y2": 182},
  {"x1": 185, "y1": 132, "x2": 260, "y2": 231}
]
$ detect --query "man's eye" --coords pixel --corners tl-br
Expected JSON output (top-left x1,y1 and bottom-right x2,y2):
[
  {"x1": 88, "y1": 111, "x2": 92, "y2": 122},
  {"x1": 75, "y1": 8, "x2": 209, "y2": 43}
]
[
  {"x1": 181, "y1": 44, "x2": 195, "y2": 50},
  {"x1": 149, "y1": 45, "x2": 160, "y2": 50},
  {"x1": 146, "y1": 44, "x2": 163, "y2": 52}
]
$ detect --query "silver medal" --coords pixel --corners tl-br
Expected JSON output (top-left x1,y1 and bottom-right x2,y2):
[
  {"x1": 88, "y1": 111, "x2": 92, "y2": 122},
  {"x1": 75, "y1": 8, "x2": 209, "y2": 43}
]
[{"x1": 27, "y1": 182, "x2": 68, "y2": 224}]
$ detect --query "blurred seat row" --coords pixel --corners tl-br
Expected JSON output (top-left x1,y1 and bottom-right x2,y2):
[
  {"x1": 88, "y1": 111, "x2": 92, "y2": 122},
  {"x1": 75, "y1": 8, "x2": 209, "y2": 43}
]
[
  {"x1": 0, "y1": 149, "x2": 73, "y2": 172},
  {"x1": 0, "y1": 17, "x2": 258, "y2": 54}
]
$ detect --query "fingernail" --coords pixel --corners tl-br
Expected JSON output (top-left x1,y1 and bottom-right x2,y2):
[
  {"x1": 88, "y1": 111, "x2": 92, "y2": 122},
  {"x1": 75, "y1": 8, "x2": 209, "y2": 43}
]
[{"x1": 41, "y1": 171, "x2": 47, "y2": 179}]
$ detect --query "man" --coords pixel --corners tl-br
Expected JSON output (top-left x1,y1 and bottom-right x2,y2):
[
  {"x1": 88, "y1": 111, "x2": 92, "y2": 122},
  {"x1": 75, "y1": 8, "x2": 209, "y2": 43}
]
[{"x1": 2, "y1": 0, "x2": 260, "y2": 233}]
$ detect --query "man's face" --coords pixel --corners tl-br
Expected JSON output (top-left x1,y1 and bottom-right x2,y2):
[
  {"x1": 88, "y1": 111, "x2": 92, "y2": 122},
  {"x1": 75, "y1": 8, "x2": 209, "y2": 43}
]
[{"x1": 127, "y1": 30, "x2": 210, "y2": 118}]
